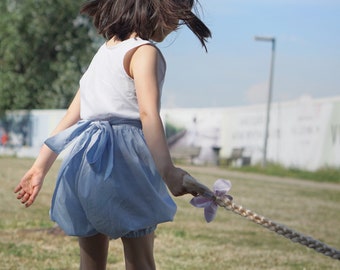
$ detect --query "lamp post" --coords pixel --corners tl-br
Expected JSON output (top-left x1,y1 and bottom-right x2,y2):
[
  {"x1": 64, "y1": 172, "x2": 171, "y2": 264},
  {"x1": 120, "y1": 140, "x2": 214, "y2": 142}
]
[{"x1": 254, "y1": 36, "x2": 276, "y2": 168}]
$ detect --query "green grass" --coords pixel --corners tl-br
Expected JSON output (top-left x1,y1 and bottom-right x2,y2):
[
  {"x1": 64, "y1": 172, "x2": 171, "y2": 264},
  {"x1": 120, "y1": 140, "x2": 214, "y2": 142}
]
[
  {"x1": 225, "y1": 162, "x2": 340, "y2": 183},
  {"x1": 1, "y1": 157, "x2": 340, "y2": 269}
]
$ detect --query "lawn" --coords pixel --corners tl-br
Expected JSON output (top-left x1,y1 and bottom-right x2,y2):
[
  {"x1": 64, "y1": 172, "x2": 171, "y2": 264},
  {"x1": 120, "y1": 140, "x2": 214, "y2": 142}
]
[{"x1": 1, "y1": 157, "x2": 339, "y2": 269}]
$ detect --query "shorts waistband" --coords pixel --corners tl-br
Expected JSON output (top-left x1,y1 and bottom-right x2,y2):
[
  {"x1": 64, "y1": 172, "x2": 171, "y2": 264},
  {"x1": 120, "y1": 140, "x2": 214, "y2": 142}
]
[{"x1": 105, "y1": 118, "x2": 142, "y2": 129}]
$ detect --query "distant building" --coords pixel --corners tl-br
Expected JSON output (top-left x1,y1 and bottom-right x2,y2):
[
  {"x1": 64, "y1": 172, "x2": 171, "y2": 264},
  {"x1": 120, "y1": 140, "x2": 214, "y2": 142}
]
[{"x1": 1, "y1": 95, "x2": 340, "y2": 171}]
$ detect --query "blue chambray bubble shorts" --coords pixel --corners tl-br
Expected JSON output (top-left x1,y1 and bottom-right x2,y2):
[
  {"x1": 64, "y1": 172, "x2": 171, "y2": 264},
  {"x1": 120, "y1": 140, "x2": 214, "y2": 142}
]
[{"x1": 45, "y1": 118, "x2": 177, "y2": 239}]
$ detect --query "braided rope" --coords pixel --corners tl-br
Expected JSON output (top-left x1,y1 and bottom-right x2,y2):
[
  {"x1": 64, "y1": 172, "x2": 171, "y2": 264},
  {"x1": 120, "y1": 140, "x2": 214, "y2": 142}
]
[
  {"x1": 183, "y1": 175, "x2": 340, "y2": 261},
  {"x1": 215, "y1": 196, "x2": 340, "y2": 260}
]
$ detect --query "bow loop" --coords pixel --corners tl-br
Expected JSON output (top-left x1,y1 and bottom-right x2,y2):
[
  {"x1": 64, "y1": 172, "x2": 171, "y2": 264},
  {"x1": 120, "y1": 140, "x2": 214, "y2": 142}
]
[
  {"x1": 85, "y1": 121, "x2": 114, "y2": 179},
  {"x1": 45, "y1": 120, "x2": 92, "y2": 154},
  {"x1": 45, "y1": 119, "x2": 115, "y2": 181}
]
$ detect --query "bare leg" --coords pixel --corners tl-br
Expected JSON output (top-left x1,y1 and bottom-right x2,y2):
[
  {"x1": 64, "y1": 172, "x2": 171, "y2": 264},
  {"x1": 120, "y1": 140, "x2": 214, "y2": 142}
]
[
  {"x1": 121, "y1": 232, "x2": 156, "y2": 270},
  {"x1": 79, "y1": 233, "x2": 109, "y2": 270}
]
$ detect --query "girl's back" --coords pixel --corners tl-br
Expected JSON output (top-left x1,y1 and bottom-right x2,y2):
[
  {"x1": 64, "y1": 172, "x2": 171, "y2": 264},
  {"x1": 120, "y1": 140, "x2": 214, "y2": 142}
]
[{"x1": 80, "y1": 38, "x2": 166, "y2": 120}]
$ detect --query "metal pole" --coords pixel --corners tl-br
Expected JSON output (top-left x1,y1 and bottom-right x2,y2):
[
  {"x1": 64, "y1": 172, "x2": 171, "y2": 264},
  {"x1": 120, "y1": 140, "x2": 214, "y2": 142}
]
[{"x1": 254, "y1": 36, "x2": 276, "y2": 168}]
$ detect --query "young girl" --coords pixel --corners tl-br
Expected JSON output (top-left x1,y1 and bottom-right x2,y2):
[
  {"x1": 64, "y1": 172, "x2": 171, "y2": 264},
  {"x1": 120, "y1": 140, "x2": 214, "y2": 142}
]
[{"x1": 14, "y1": 0, "x2": 211, "y2": 269}]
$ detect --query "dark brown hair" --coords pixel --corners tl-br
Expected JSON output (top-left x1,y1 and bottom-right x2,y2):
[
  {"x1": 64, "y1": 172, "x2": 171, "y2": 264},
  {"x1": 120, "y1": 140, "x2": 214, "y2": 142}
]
[{"x1": 81, "y1": 0, "x2": 211, "y2": 51}]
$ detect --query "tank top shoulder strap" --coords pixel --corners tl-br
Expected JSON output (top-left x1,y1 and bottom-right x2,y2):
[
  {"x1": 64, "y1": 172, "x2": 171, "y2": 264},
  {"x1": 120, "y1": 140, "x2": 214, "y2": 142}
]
[{"x1": 117, "y1": 38, "x2": 152, "y2": 54}]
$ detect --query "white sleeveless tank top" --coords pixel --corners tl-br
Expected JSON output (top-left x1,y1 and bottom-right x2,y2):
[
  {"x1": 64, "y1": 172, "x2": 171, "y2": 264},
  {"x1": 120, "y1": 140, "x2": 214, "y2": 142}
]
[{"x1": 79, "y1": 38, "x2": 166, "y2": 120}]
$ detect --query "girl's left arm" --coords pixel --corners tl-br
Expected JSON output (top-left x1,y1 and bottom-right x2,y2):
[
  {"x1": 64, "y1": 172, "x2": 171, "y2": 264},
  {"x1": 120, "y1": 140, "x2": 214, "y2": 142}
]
[
  {"x1": 14, "y1": 90, "x2": 81, "y2": 207},
  {"x1": 131, "y1": 45, "x2": 189, "y2": 197}
]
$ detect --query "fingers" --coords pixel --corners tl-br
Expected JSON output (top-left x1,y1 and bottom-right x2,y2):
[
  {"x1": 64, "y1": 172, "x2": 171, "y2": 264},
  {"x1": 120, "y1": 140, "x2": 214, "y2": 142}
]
[
  {"x1": 14, "y1": 183, "x2": 22, "y2": 194},
  {"x1": 22, "y1": 193, "x2": 30, "y2": 204},
  {"x1": 25, "y1": 188, "x2": 39, "y2": 207},
  {"x1": 190, "y1": 191, "x2": 199, "y2": 197},
  {"x1": 182, "y1": 174, "x2": 214, "y2": 198},
  {"x1": 16, "y1": 191, "x2": 35, "y2": 207},
  {"x1": 14, "y1": 169, "x2": 43, "y2": 207},
  {"x1": 16, "y1": 191, "x2": 24, "y2": 200},
  {"x1": 14, "y1": 175, "x2": 30, "y2": 194},
  {"x1": 171, "y1": 171, "x2": 200, "y2": 197},
  {"x1": 15, "y1": 184, "x2": 38, "y2": 207},
  {"x1": 16, "y1": 190, "x2": 29, "y2": 202},
  {"x1": 25, "y1": 197, "x2": 35, "y2": 208}
]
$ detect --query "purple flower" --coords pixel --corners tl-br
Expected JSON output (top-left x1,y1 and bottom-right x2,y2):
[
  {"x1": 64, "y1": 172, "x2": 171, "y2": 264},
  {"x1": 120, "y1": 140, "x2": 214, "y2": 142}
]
[{"x1": 190, "y1": 179, "x2": 232, "y2": 223}]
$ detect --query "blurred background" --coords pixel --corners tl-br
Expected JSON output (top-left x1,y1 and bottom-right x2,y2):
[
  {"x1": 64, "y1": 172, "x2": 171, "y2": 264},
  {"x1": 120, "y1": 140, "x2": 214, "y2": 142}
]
[
  {"x1": 0, "y1": 1, "x2": 339, "y2": 268},
  {"x1": 1, "y1": 0, "x2": 339, "y2": 174}
]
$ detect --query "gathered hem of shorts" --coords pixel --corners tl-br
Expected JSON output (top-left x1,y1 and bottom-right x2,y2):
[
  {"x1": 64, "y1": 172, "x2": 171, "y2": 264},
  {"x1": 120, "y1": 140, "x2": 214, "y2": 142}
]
[
  {"x1": 122, "y1": 225, "x2": 157, "y2": 238},
  {"x1": 53, "y1": 223, "x2": 158, "y2": 239}
]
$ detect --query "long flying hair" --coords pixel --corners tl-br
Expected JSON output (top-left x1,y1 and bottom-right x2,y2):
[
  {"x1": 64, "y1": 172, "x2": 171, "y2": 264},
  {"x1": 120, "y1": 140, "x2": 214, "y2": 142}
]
[{"x1": 81, "y1": 0, "x2": 211, "y2": 51}]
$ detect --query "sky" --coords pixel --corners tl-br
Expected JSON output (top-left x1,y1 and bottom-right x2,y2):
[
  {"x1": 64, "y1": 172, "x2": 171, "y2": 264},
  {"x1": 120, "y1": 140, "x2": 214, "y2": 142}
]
[{"x1": 158, "y1": 0, "x2": 340, "y2": 108}]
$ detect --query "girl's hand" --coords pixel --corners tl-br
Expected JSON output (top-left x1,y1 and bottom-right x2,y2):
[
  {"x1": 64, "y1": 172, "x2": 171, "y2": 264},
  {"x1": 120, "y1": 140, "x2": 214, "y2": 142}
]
[
  {"x1": 14, "y1": 168, "x2": 45, "y2": 207},
  {"x1": 164, "y1": 166, "x2": 196, "y2": 197}
]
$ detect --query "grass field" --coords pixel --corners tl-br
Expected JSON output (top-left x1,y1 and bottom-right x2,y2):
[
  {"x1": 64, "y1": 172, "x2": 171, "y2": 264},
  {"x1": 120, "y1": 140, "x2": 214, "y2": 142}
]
[
  {"x1": 226, "y1": 162, "x2": 340, "y2": 184},
  {"x1": 1, "y1": 157, "x2": 339, "y2": 269}
]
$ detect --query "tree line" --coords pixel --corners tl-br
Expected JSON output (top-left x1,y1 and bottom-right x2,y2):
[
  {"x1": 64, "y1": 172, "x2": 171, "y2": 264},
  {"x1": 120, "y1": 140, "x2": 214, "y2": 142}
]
[{"x1": 0, "y1": 0, "x2": 100, "y2": 114}]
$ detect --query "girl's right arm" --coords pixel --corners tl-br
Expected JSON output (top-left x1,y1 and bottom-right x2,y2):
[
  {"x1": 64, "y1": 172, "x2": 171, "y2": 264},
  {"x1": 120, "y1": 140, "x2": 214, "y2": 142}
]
[
  {"x1": 14, "y1": 89, "x2": 81, "y2": 207},
  {"x1": 131, "y1": 45, "x2": 190, "y2": 197}
]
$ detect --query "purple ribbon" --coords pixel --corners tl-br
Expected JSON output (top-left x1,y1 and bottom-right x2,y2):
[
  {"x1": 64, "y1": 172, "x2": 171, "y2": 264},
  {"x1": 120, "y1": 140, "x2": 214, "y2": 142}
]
[{"x1": 190, "y1": 179, "x2": 232, "y2": 223}]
